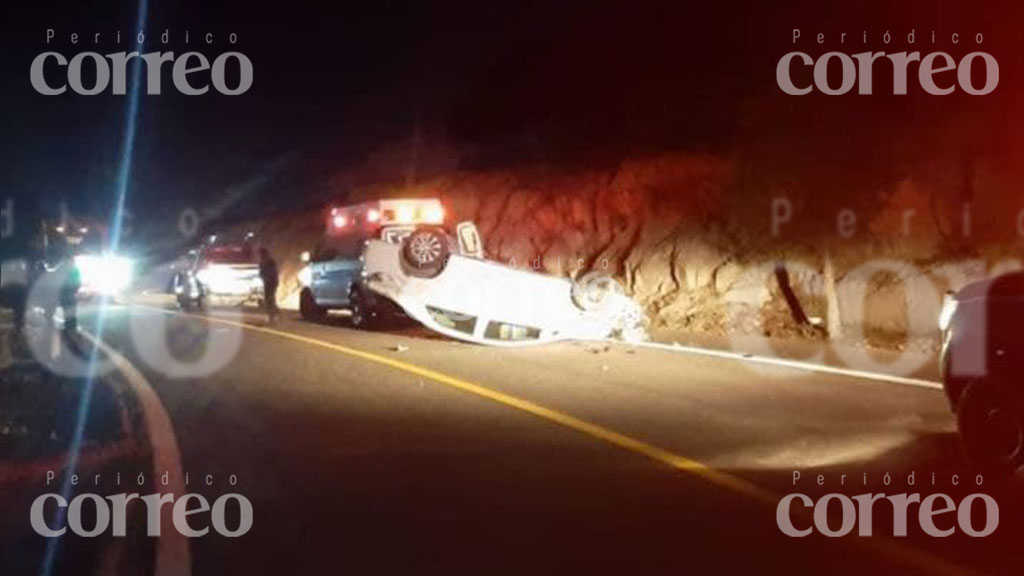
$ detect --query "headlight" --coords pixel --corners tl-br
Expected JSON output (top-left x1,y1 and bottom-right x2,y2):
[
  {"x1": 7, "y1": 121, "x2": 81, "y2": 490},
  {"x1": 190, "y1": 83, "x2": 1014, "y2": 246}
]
[
  {"x1": 938, "y1": 294, "x2": 958, "y2": 332},
  {"x1": 297, "y1": 265, "x2": 312, "y2": 287},
  {"x1": 74, "y1": 254, "x2": 134, "y2": 295}
]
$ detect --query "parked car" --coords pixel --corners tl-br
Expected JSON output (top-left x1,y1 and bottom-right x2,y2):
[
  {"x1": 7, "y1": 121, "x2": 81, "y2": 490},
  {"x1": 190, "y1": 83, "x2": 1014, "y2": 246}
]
[
  {"x1": 4, "y1": 220, "x2": 132, "y2": 333},
  {"x1": 174, "y1": 236, "x2": 262, "y2": 311},
  {"x1": 939, "y1": 271, "x2": 1024, "y2": 478}
]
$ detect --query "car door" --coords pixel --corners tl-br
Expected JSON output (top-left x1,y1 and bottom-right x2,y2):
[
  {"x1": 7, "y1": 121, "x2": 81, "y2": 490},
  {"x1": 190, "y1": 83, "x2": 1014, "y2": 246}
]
[
  {"x1": 988, "y1": 274, "x2": 1024, "y2": 379},
  {"x1": 309, "y1": 245, "x2": 343, "y2": 306},
  {"x1": 330, "y1": 235, "x2": 367, "y2": 305},
  {"x1": 310, "y1": 239, "x2": 363, "y2": 306}
]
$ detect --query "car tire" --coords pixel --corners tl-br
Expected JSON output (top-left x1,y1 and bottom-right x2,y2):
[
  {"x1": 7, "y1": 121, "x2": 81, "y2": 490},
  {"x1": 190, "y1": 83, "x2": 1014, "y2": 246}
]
[
  {"x1": 349, "y1": 285, "x2": 383, "y2": 330},
  {"x1": 571, "y1": 272, "x2": 624, "y2": 312},
  {"x1": 299, "y1": 288, "x2": 327, "y2": 323},
  {"x1": 173, "y1": 273, "x2": 204, "y2": 312},
  {"x1": 184, "y1": 291, "x2": 206, "y2": 313},
  {"x1": 177, "y1": 292, "x2": 197, "y2": 312},
  {"x1": 401, "y1": 227, "x2": 450, "y2": 279},
  {"x1": 180, "y1": 296, "x2": 204, "y2": 313},
  {"x1": 957, "y1": 381, "x2": 1024, "y2": 479}
]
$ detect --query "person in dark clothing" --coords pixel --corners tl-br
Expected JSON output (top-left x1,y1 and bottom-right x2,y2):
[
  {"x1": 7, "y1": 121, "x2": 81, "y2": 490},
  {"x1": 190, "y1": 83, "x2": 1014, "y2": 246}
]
[
  {"x1": 1, "y1": 259, "x2": 30, "y2": 332},
  {"x1": 1, "y1": 217, "x2": 45, "y2": 334},
  {"x1": 10, "y1": 284, "x2": 27, "y2": 332},
  {"x1": 34, "y1": 257, "x2": 79, "y2": 334},
  {"x1": 59, "y1": 260, "x2": 81, "y2": 335},
  {"x1": 258, "y1": 247, "x2": 280, "y2": 324},
  {"x1": 2, "y1": 277, "x2": 27, "y2": 332}
]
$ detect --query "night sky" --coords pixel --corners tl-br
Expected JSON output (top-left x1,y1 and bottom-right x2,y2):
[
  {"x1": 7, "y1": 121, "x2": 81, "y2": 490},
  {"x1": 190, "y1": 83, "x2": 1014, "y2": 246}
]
[{"x1": 2, "y1": 0, "x2": 1021, "y2": 230}]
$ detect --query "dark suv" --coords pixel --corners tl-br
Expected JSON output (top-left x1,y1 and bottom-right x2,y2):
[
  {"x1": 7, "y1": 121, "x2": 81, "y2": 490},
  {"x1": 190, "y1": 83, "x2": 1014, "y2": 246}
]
[{"x1": 940, "y1": 271, "x2": 1024, "y2": 478}]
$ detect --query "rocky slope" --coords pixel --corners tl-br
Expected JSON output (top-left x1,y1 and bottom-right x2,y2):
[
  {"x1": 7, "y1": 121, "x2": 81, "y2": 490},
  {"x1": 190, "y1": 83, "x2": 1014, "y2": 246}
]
[{"x1": 238, "y1": 151, "x2": 1021, "y2": 349}]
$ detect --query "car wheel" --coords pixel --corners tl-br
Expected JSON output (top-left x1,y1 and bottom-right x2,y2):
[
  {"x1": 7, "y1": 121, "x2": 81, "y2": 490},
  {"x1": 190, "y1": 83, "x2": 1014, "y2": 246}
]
[
  {"x1": 174, "y1": 274, "x2": 203, "y2": 311},
  {"x1": 299, "y1": 288, "x2": 326, "y2": 322},
  {"x1": 183, "y1": 297, "x2": 205, "y2": 313},
  {"x1": 349, "y1": 285, "x2": 383, "y2": 330},
  {"x1": 177, "y1": 293, "x2": 197, "y2": 312},
  {"x1": 571, "y1": 272, "x2": 624, "y2": 312},
  {"x1": 957, "y1": 381, "x2": 1024, "y2": 479},
  {"x1": 401, "y1": 227, "x2": 450, "y2": 278}
]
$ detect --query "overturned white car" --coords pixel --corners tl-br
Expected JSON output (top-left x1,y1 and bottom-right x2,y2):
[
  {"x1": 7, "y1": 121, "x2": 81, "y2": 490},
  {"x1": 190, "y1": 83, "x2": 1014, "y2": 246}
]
[{"x1": 363, "y1": 223, "x2": 646, "y2": 346}]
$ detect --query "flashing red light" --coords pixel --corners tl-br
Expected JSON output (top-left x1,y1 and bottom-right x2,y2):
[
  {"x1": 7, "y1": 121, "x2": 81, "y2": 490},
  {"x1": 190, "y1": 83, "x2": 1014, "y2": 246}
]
[
  {"x1": 332, "y1": 214, "x2": 348, "y2": 228},
  {"x1": 367, "y1": 209, "x2": 381, "y2": 223}
]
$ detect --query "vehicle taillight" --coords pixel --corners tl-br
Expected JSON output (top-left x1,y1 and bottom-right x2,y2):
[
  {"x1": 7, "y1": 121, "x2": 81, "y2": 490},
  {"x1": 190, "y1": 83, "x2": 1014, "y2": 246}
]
[
  {"x1": 367, "y1": 209, "x2": 381, "y2": 223},
  {"x1": 332, "y1": 214, "x2": 348, "y2": 228}
]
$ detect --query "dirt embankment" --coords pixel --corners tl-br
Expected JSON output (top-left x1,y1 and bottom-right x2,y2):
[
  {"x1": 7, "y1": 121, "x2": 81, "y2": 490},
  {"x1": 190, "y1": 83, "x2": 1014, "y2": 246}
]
[{"x1": 242, "y1": 151, "x2": 1022, "y2": 349}]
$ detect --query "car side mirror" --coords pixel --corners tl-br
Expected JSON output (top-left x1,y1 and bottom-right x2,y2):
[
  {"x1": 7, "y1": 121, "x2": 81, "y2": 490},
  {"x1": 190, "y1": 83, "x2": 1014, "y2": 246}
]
[
  {"x1": 456, "y1": 222, "x2": 483, "y2": 259},
  {"x1": 300, "y1": 251, "x2": 311, "y2": 263}
]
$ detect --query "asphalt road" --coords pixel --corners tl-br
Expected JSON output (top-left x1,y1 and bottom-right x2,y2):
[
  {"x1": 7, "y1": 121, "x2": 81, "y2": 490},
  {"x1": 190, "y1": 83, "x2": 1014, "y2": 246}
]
[{"x1": 4, "y1": 302, "x2": 1023, "y2": 576}]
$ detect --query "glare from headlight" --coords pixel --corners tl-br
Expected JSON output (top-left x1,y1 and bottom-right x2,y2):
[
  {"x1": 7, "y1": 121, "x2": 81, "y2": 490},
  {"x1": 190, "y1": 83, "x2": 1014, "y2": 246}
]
[
  {"x1": 938, "y1": 295, "x2": 958, "y2": 331},
  {"x1": 297, "y1": 265, "x2": 312, "y2": 287},
  {"x1": 195, "y1": 268, "x2": 212, "y2": 285},
  {"x1": 75, "y1": 254, "x2": 134, "y2": 295}
]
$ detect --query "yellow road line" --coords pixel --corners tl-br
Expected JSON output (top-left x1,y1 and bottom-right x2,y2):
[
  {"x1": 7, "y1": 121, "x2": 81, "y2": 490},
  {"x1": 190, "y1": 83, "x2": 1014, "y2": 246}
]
[
  {"x1": 135, "y1": 304, "x2": 976, "y2": 576},
  {"x1": 154, "y1": 307, "x2": 776, "y2": 502}
]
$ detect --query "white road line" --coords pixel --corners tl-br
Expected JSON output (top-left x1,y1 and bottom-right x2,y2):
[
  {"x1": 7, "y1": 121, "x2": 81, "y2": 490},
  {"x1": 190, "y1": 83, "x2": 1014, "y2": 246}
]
[
  {"x1": 620, "y1": 340, "x2": 944, "y2": 391},
  {"x1": 79, "y1": 331, "x2": 192, "y2": 576}
]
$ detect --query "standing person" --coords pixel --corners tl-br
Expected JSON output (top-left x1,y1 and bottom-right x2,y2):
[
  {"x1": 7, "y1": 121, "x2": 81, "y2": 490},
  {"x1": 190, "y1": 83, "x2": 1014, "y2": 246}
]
[
  {"x1": 1, "y1": 218, "x2": 44, "y2": 334},
  {"x1": 35, "y1": 256, "x2": 79, "y2": 335},
  {"x1": 1, "y1": 261, "x2": 29, "y2": 333},
  {"x1": 258, "y1": 247, "x2": 280, "y2": 324},
  {"x1": 58, "y1": 258, "x2": 81, "y2": 335}
]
